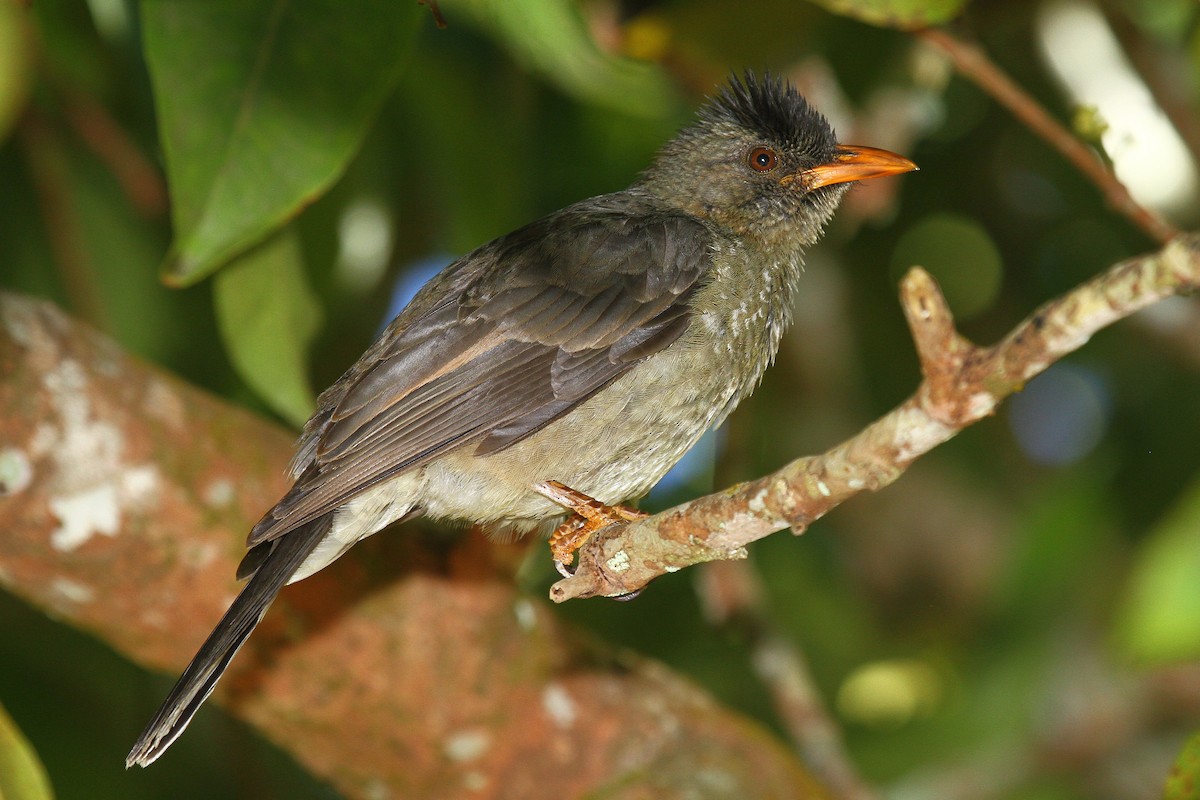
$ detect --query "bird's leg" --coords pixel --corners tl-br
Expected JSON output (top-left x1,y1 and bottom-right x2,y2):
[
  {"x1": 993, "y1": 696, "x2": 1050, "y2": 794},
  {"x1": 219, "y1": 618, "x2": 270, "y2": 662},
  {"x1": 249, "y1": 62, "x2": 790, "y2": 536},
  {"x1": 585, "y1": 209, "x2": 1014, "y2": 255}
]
[{"x1": 533, "y1": 480, "x2": 648, "y2": 577}]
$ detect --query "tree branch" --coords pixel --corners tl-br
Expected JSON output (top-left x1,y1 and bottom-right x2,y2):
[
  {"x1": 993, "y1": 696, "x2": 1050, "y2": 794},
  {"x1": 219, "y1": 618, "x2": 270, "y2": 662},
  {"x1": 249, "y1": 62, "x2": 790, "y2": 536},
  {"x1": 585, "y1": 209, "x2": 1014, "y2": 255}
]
[
  {"x1": 59, "y1": 88, "x2": 168, "y2": 218},
  {"x1": 698, "y1": 560, "x2": 877, "y2": 800},
  {"x1": 916, "y1": 27, "x2": 1181, "y2": 246},
  {"x1": 17, "y1": 112, "x2": 108, "y2": 330},
  {"x1": 551, "y1": 234, "x2": 1200, "y2": 601}
]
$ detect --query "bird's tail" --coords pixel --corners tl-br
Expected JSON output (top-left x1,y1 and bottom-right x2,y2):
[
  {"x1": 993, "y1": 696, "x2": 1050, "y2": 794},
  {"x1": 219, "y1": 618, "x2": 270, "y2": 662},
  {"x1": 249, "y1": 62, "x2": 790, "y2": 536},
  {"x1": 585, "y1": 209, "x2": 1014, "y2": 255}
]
[{"x1": 125, "y1": 514, "x2": 332, "y2": 768}]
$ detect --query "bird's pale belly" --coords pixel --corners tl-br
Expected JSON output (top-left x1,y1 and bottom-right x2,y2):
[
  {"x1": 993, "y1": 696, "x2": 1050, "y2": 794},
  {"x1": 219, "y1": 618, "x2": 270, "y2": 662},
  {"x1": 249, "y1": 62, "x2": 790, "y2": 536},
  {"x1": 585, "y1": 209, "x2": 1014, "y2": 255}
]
[
  {"x1": 301, "y1": 284, "x2": 781, "y2": 578},
  {"x1": 418, "y1": 341, "x2": 740, "y2": 533}
]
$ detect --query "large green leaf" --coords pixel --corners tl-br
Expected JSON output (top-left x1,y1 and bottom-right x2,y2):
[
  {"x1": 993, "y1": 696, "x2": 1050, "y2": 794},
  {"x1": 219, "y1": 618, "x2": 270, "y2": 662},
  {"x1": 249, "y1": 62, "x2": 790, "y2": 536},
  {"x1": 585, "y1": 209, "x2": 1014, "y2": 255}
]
[
  {"x1": 804, "y1": 0, "x2": 967, "y2": 29},
  {"x1": 1115, "y1": 474, "x2": 1200, "y2": 663},
  {"x1": 213, "y1": 227, "x2": 321, "y2": 427},
  {"x1": 142, "y1": 0, "x2": 420, "y2": 286},
  {"x1": 444, "y1": 0, "x2": 678, "y2": 118},
  {"x1": 0, "y1": 702, "x2": 54, "y2": 800}
]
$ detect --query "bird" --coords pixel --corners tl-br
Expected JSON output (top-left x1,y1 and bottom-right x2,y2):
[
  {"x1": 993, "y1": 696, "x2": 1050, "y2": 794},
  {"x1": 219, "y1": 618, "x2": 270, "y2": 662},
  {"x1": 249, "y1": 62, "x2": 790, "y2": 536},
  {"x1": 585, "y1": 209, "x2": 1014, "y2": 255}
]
[{"x1": 126, "y1": 71, "x2": 916, "y2": 767}]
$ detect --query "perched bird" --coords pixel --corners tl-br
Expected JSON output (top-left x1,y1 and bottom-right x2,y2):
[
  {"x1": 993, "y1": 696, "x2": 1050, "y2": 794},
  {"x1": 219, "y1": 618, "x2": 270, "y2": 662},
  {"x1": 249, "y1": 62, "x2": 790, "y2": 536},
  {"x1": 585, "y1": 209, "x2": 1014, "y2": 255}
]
[{"x1": 126, "y1": 71, "x2": 916, "y2": 767}]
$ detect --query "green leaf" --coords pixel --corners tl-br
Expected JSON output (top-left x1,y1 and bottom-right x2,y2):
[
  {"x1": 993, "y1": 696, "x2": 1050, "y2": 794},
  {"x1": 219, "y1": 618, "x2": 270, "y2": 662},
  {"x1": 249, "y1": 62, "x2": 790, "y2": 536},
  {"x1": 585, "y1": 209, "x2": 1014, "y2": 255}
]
[
  {"x1": 1115, "y1": 474, "x2": 1200, "y2": 664},
  {"x1": 0, "y1": 702, "x2": 54, "y2": 800},
  {"x1": 213, "y1": 227, "x2": 321, "y2": 427},
  {"x1": 1165, "y1": 732, "x2": 1200, "y2": 800},
  {"x1": 141, "y1": 0, "x2": 420, "y2": 286},
  {"x1": 804, "y1": 0, "x2": 967, "y2": 29},
  {"x1": 444, "y1": 0, "x2": 679, "y2": 117}
]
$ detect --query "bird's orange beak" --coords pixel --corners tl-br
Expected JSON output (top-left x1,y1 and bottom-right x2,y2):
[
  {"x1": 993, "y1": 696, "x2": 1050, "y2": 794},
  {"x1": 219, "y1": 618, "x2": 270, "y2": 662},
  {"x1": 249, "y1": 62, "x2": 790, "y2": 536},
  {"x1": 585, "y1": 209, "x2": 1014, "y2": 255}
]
[{"x1": 791, "y1": 145, "x2": 918, "y2": 191}]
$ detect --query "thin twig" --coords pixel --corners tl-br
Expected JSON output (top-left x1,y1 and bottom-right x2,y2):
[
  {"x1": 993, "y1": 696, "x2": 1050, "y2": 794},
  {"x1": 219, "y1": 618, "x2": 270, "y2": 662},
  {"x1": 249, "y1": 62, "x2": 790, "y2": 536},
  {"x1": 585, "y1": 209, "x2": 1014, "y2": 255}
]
[
  {"x1": 417, "y1": 0, "x2": 447, "y2": 28},
  {"x1": 917, "y1": 27, "x2": 1180, "y2": 246},
  {"x1": 17, "y1": 112, "x2": 108, "y2": 330},
  {"x1": 551, "y1": 234, "x2": 1200, "y2": 600},
  {"x1": 59, "y1": 89, "x2": 168, "y2": 218},
  {"x1": 698, "y1": 560, "x2": 878, "y2": 800}
]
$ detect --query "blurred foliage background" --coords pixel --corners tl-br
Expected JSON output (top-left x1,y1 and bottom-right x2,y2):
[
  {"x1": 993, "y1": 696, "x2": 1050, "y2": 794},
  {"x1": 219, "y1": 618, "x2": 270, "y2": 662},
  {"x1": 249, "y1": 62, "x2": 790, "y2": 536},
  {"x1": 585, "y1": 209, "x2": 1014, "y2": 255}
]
[{"x1": 3, "y1": 0, "x2": 1200, "y2": 797}]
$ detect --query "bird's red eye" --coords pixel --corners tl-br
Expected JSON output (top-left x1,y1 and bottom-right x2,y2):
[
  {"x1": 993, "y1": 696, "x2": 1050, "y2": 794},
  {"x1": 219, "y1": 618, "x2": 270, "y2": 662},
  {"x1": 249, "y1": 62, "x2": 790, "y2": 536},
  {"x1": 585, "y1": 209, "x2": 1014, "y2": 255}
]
[{"x1": 747, "y1": 147, "x2": 778, "y2": 172}]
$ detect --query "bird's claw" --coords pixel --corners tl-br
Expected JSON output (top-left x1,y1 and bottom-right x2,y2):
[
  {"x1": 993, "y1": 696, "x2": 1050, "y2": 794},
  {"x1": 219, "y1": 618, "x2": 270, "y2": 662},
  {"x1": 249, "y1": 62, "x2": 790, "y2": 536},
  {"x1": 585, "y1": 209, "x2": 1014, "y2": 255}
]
[{"x1": 535, "y1": 479, "x2": 648, "y2": 576}]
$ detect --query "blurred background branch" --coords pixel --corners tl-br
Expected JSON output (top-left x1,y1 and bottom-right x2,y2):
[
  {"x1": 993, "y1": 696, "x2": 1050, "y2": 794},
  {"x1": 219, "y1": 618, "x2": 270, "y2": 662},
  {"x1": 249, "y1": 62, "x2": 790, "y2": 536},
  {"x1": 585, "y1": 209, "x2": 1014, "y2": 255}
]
[{"x1": 917, "y1": 27, "x2": 1181, "y2": 246}]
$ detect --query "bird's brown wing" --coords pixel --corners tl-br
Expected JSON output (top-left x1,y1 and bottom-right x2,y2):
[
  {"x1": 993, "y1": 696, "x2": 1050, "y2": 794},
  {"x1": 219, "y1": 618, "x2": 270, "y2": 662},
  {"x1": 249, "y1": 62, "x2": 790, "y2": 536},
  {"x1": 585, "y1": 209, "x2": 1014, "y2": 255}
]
[{"x1": 246, "y1": 202, "x2": 713, "y2": 548}]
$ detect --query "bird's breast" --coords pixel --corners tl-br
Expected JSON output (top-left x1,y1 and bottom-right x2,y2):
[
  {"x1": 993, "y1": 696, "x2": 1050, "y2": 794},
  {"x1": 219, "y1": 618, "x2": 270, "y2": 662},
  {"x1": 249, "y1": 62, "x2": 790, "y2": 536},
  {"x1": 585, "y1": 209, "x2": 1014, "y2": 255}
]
[
  {"x1": 411, "y1": 239, "x2": 805, "y2": 533},
  {"x1": 686, "y1": 237, "x2": 803, "y2": 394}
]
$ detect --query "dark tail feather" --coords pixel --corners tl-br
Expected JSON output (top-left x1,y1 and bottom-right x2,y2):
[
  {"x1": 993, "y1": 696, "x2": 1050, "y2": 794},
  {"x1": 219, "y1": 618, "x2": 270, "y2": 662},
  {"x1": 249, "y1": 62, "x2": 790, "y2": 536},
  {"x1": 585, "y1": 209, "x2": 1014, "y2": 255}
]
[{"x1": 125, "y1": 515, "x2": 333, "y2": 768}]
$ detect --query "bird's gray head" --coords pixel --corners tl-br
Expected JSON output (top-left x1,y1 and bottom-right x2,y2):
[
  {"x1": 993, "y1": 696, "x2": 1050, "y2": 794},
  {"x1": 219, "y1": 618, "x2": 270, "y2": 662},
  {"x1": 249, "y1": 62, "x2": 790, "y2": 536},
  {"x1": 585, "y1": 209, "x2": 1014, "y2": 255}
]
[{"x1": 640, "y1": 72, "x2": 915, "y2": 245}]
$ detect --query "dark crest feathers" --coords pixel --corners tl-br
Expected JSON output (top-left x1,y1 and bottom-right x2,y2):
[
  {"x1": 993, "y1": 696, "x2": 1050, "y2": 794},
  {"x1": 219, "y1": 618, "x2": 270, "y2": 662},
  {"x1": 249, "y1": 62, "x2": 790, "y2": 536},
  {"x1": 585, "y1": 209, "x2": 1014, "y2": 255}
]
[{"x1": 700, "y1": 71, "x2": 836, "y2": 154}]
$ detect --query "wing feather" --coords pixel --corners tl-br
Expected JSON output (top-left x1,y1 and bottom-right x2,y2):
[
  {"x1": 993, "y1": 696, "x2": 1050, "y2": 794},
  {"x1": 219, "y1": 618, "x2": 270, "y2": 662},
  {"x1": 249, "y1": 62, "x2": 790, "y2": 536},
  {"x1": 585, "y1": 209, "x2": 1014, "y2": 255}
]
[{"x1": 248, "y1": 196, "x2": 713, "y2": 547}]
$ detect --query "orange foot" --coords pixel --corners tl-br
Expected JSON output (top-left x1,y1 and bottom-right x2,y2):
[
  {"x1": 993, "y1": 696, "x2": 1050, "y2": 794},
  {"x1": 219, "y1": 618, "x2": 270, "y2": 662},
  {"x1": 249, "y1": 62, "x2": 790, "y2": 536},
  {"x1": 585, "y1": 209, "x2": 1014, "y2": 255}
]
[{"x1": 533, "y1": 480, "x2": 648, "y2": 577}]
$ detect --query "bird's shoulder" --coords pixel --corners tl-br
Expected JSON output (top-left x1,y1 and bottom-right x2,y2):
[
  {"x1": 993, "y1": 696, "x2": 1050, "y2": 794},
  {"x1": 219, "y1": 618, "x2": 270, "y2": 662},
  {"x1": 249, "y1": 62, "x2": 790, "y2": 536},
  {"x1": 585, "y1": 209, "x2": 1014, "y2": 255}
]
[{"x1": 459, "y1": 191, "x2": 718, "y2": 301}]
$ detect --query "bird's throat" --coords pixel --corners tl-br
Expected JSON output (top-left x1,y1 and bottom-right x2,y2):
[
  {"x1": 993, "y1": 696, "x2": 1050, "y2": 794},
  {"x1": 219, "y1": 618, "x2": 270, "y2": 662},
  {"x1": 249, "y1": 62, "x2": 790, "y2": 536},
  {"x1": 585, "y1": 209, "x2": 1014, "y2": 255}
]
[{"x1": 687, "y1": 232, "x2": 805, "y2": 417}]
